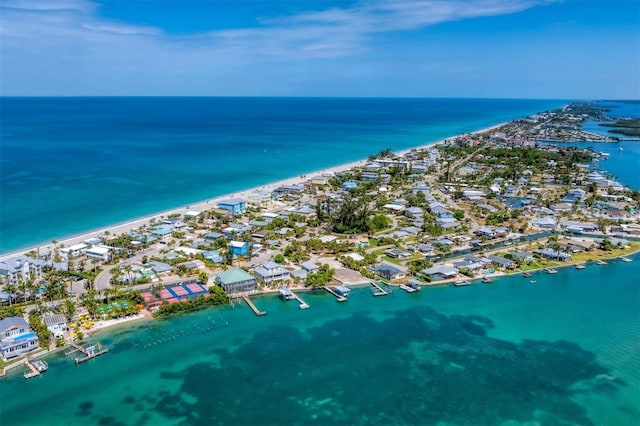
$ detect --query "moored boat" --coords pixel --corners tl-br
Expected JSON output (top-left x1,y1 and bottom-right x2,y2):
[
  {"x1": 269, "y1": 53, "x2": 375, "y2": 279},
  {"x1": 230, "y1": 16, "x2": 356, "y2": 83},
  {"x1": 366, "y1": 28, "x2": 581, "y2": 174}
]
[
  {"x1": 481, "y1": 277, "x2": 493, "y2": 284},
  {"x1": 595, "y1": 259, "x2": 607, "y2": 265},
  {"x1": 545, "y1": 268, "x2": 558, "y2": 274},
  {"x1": 575, "y1": 264, "x2": 586, "y2": 270},
  {"x1": 522, "y1": 272, "x2": 533, "y2": 278}
]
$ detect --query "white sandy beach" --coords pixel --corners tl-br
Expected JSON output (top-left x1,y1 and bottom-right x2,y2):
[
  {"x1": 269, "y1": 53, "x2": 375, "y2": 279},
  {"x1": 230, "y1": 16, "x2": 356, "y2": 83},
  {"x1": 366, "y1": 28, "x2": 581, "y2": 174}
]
[{"x1": 0, "y1": 123, "x2": 504, "y2": 263}]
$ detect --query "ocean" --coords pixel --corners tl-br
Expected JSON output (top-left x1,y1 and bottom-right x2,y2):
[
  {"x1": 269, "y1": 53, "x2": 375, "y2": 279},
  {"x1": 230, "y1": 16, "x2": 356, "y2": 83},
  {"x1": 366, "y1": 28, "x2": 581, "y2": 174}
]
[
  {"x1": 0, "y1": 97, "x2": 563, "y2": 253},
  {"x1": 1, "y1": 256, "x2": 639, "y2": 426}
]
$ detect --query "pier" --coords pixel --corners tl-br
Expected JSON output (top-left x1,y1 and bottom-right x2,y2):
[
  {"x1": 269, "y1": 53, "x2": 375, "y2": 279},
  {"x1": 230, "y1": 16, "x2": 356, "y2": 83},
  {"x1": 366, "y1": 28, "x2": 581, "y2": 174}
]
[
  {"x1": 399, "y1": 284, "x2": 417, "y2": 293},
  {"x1": 291, "y1": 291, "x2": 310, "y2": 309},
  {"x1": 279, "y1": 287, "x2": 310, "y2": 309},
  {"x1": 242, "y1": 295, "x2": 267, "y2": 316},
  {"x1": 24, "y1": 359, "x2": 47, "y2": 379},
  {"x1": 371, "y1": 281, "x2": 389, "y2": 296},
  {"x1": 66, "y1": 341, "x2": 108, "y2": 364},
  {"x1": 323, "y1": 286, "x2": 347, "y2": 302}
]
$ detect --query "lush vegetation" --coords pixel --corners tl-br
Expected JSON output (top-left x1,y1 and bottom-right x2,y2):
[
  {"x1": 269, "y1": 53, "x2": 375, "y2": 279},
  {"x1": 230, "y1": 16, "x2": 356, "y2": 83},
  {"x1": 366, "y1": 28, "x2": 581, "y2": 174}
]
[
  {"x1": 153, "y1": 286, "x2": 229, "y2": 317},
  {"x1": 0, "y1": 306, "x2": 25, "y2": 320},
  {"x1": 28, "y1": 310, "x2": 51, "y2": 348},
  {"x1": 305, "y1": 264, "x2": 335, "y2": 288}
]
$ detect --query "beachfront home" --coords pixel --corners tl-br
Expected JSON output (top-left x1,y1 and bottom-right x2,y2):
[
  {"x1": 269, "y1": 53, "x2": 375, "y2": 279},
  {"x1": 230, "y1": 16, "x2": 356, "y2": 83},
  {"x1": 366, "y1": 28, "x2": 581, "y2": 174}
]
[
  {"x1": 254, "y1": 261, "x2": 291, "y2": 283},
  {"x1": 218, "y1": 198, "x2": 247, "y2": 216},
  {"x1": 85, "y1": 246, "x2": 111, "y2": 262},
  {"x1": 0, "y1": 256, "x2": 47, "y2": 285},
  {"x1": 59, "y1": 243, "x2": 88, "y2": 259},
  {"x1": 0, "y1": 317, "x2": 39, "y2": 361},
  {"x1": 216, "y1": 268, "x2": 258, "y2": 294},
  {"x1": 42, "y1": 314, "x2": 67, "y2": 339}
]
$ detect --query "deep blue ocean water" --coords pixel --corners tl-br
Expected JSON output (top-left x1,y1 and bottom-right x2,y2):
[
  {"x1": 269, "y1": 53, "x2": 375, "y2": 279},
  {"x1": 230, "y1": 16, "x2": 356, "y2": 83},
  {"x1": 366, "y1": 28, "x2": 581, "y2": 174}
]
[
  {"x1": 1, "y1": 256, "x2": 639, "y2": 426},
  {"x1": 0, "y1": 97, "x2": 563, "y2": 253}
]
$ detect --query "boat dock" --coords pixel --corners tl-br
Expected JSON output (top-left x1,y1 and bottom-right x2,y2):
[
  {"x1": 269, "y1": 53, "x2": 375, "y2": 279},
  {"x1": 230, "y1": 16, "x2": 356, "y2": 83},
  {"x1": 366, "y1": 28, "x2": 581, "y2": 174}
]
[
  {"x1": 291, "y1": 292, "x2": 310, "y2": 309},
  {"x1": 399, "y1": 284, "x2": 417, "y2": 293},
  {"x1": 323, "y1": 286, "x2": 347, "y2": 302},
  {"x1": 371, "y1": 281, "x2": 389, "y2": 296},
  {"x1": 24, "y1": 359, "x2": 48, "y2": 379},
  {"x1": 242, "y1": 295, "x2": 267, "y2": 316},
  {"x1": 66, "y1": 341, "x2": 109, "y2": 364}
]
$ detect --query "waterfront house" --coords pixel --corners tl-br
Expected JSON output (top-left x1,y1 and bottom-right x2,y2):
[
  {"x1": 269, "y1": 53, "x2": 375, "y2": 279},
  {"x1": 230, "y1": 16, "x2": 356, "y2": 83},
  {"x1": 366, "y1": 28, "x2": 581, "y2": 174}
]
[
  {"x1": 85, "y1": 246, "x2": 111, "y2": 262},
  {"x1": 534, "y1": 248, "x2": 571, "y2": 261},
  {"x1": 453, "y1": 257, "x2": 485, "y2": 271},
  {"x1": 385, "y1": 248, "x2": 411, "y2": 259},
  {"x1": 0, "y1": 255, "x2": 47, "y2": 285},
  {"x1": 476, "y1": 227, "x2": 496, "y2": 238},
  {"x1": 487, "y1": 255, "x2": 516, "y2": 269},
  {"x1": 43, "y1": 314, "x2": 67, "y2": 339},
  {"x1": 254, "y1": 261, "x2": 291, "y2": 283},
  {"x1": 422, "y1": 265, "x2": 459, "y2": 281},
  {"x1": 511, "y1": 251, "x2": 534, "y2": 263},
  {"x1": 531, "y1": 218, "x2": 557, "y2": 229},
  {"x1": 371, "y1": 263, "x2": 406, "y2": 281},
  {"x1": 301, "y1": 261, "x2": 319, "y2": 273},
  {"x1": 59, "y1": 243, "x2": 88, "y2": 259},
  {"x1": 216, "y1": 268, "x2": 258, "y2": 294},
  {"x1": 0, "y1": 317, "x2": 39, "y2": 361},
  {"x1": 218, "y1": 198, "x2": 247, "y2": 216}
]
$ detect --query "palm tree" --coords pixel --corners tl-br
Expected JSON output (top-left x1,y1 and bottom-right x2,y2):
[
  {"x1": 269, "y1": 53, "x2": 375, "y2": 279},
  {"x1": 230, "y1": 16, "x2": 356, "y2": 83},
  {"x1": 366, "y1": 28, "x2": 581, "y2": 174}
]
[
  {"x1": 61, "y1": 298, "x2": 77, "y2": 322},
  {"x1": 4, "y1": 283, "x2": 17, "y2": 306},
  {"x1": 124, "y1": 264, "x2": 134, "y2": 286}
]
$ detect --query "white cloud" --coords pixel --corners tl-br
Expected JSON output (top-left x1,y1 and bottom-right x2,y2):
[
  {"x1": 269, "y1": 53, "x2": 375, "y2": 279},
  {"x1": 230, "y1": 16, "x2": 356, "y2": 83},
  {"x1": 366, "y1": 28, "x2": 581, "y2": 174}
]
[{"x1": 0, "y1": 0, "x2": 556, "y2": 94}]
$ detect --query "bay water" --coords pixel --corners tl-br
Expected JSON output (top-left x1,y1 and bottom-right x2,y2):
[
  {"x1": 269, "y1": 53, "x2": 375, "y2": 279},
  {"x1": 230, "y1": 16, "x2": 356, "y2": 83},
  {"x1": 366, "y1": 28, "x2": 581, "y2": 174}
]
[{"x1": 1, "y1": 257, "x2": 638, "y2": 425}]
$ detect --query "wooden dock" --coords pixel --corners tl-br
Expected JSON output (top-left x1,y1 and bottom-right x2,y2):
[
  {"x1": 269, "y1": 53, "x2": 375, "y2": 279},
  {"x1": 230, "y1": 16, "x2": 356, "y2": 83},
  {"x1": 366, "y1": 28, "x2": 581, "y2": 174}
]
[
  {"x1": 371, "y1": 281, "x2": 389, "y2": 296},
  {"x1": 290, "y1": 291, "x2": 310, "y2": 309},
  {"x1": 323, "y1": 286, "x2": 347, "y2": 302},
  {"x1": 242, "y1": 295, "x2": 267, "y2": 316},
  {"x1": 67, "y1": 341, "x2": 109, "y2": 364},
  {"x1": 24, "y1": 360, "x2": 43, "y2": 379}
]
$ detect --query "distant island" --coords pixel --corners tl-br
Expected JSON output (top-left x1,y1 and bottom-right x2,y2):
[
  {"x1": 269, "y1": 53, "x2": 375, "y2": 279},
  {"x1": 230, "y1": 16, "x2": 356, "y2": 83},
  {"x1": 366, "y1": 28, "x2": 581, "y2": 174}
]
[{"x1": 599, "y1": 119, "x2": 640, "y2": 137}]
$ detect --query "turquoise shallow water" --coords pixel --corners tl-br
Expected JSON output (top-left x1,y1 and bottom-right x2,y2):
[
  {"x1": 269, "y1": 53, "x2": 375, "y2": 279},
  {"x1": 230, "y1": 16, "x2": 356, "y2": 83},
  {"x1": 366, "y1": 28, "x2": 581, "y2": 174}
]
[
  {"x1": 0, "y1": 97, "x2": 563, "y2": 253},
  {"x1": 1, "y1": 257, "x2": 639, "y2": 426}
]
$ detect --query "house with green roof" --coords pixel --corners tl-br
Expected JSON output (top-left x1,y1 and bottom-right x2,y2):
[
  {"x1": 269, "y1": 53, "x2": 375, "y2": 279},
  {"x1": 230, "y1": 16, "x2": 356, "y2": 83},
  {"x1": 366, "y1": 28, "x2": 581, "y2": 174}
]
[{"x1": 216, "y1": 268, "x2": 258, "y2": 294}]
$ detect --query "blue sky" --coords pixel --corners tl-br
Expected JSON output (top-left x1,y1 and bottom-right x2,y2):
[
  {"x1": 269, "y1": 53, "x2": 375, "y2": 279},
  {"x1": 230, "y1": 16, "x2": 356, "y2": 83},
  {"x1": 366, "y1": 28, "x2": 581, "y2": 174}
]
[{"x1": 1, "y1": 0, "x2": 638, "y2": 98}]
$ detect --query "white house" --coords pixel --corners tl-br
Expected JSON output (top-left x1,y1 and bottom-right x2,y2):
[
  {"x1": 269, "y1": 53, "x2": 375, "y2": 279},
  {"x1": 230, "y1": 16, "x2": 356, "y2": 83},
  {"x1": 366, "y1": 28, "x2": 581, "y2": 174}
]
[
  {"x1": 59, "y1": 243, "x2": 88, "y2": 259},
  {"x1": 85, "y1": 246, "x2": 111, "y2": 262}
]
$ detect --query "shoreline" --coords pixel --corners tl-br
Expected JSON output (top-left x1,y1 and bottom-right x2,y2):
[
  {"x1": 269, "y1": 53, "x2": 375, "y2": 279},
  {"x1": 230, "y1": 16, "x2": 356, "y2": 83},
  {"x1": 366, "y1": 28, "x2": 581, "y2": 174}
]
[{"x1": 0, "y1": 122, "x2": 505, "y2": 261}]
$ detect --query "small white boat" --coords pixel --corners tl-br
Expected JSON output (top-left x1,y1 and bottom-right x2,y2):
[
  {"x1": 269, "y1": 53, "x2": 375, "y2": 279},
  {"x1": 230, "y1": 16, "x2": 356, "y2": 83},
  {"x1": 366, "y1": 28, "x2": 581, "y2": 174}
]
[
  {"x1": 621, "y1": 257, "x2": 632, "y2": 263},
  {"x1": 481, "y1": 277, "x2": 493, "y2": 284},
  {"x1": 545, "y1": 268, "x2": 559, "y2": 274},
  {"x1": 595, "y1": 259, "x2": 607, "y2": 265},
  {"x1": 575, "y1": 264, "x2": 586, "y2": 270},
  {"x1": 530, "y1": 280, "x2": 536, "y2": 284},
  {"x1": 454, "y1": 279, "x2": 471, "y2": 287},
  {"x1": 619, "y1": 147, "x2": 623, "y2": 152}
]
